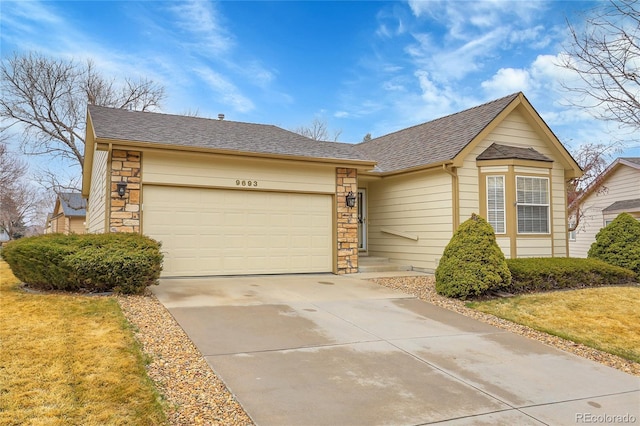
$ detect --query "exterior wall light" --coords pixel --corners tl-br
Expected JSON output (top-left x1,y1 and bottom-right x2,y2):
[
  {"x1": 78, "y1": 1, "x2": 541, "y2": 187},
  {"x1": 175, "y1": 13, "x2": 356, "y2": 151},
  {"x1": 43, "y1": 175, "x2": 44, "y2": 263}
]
[
  {"x1": 346, "y1": 191, "x2": 356, "y2": 208},
  {"x1": 116, "y1": 181, "x2": 127, "y2": 198}
]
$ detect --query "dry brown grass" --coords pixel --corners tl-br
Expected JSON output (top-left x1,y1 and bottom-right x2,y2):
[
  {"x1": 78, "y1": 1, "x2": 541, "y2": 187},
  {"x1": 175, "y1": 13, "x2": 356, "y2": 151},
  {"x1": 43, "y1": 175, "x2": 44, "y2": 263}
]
[
  {"x1": 468, "y1": 286, "x2": 640, "y2": 363},
  {"x1": 0, "y1": 259, "x2": 166, "y2": 425}
]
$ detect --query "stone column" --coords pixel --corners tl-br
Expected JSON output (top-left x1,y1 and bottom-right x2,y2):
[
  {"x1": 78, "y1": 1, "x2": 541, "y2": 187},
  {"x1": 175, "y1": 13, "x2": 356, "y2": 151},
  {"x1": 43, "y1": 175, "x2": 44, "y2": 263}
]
[
  {"x1": 336, "y1": 167, "x2": 358, "y2": 274},
  {"x1": 109, "y1": 150, "x2": 141, "y2": 233}
]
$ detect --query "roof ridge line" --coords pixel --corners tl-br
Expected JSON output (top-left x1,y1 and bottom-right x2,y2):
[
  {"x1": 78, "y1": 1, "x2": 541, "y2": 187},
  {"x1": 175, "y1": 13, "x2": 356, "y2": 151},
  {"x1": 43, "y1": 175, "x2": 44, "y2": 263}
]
[{"x1": 358, "y1": 92, "x2": 520, "y2": 146}]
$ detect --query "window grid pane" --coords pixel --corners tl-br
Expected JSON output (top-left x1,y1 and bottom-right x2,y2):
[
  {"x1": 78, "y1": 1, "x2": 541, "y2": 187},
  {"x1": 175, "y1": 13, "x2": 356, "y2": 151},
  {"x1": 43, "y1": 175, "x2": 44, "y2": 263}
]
[
  {"x1": 516, "y1": 176, "x2": 549, "y2": 234},
  {"x1": 487, "y1": 176, "x2": 505, "y2": 233}
]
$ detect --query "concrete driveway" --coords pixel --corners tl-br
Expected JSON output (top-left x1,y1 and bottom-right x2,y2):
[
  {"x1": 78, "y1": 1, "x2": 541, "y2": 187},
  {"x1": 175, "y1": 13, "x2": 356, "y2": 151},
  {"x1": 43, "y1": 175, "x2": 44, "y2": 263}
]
[{"x1": 152, "y1": 274, "x2": 639, "y2": 425}]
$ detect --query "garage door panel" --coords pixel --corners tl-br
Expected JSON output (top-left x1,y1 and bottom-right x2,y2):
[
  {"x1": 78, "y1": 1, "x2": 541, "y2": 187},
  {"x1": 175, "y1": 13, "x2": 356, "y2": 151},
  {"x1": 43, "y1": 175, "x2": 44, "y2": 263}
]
[{"x1": 143, "y1": 186, "x2": 333, "y2": 276}]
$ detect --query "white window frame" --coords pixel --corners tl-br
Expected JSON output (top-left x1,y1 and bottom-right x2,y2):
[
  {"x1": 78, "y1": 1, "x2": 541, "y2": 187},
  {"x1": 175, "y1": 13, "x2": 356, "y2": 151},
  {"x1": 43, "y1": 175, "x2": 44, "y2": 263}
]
[
  {"x1": 568, "y1": 220, "x2": 576, "y2": 241},
  {"x1": 486, "y1": 175, "x2": 506, "y2": 234},
  {"x1": 516, "y1": 176, "x2": 550, "y2": 234}
]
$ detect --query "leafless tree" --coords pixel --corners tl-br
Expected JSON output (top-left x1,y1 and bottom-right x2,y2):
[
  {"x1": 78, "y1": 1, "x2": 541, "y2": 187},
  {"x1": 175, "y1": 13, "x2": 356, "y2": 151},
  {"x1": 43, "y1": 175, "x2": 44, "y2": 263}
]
[
  {"x1": 0, "y1": 139, "x2": 27, "y2": 189},
  {"x1": 567, "y1": 141, "x2": 623, "y2": 231},
  {"x1": 0, "y1": 52, "x2": 165, "y2": 175},
  {"x1": 558, "y1": 1, "x2": 640, "y2": 131},
  {"x1": 293, "y1": 118, "x2": 342, "y2": 141},
  {"x1": 0, "y1": 142, "x2": 46, "y2": 239}
]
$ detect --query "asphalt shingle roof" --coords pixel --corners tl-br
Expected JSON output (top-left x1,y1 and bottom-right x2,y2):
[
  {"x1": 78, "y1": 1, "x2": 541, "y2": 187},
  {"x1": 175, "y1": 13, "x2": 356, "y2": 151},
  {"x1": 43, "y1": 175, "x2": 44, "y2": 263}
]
[
  {"x1": 603, "y1": 198, "x2": 640, "y2": 213},
  {"x1": 477, "y1": 143, "x2": 552, "y2": 162},
  {"x1": 620, "y1": 157, "x2": 640, "y2": 167},
  {"x1": 58, "y1": 192, "x2": 86, "y2": 217},
  {"x1": 355, "y1": 93, "x2": 520, "y2": 173},
  {"x1": 88, "y1": 105, "x2": 370, "y2": 163}
]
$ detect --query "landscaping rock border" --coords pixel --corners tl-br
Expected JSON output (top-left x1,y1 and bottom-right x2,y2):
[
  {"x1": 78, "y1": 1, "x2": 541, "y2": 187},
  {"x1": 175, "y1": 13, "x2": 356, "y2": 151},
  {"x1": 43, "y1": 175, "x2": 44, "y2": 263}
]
[{"x1": 117, "y1": 293, "x2": 254, "y2": 426}]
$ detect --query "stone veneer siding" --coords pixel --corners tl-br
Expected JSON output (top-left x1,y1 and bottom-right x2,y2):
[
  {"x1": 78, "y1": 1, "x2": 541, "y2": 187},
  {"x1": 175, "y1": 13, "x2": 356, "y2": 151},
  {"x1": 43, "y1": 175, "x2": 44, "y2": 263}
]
[
  {"x1": 109, "y1": 150, "x2": 141, "y2": 233},
  {"x1": 336, "y1": 167, "x2": 358, "y2": 274}
]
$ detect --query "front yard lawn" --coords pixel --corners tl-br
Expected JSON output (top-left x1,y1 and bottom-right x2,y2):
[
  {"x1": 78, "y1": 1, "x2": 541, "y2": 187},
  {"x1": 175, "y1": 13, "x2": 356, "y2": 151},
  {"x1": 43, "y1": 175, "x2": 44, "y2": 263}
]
[
  {"x1": 467, "y1": 286, "x2": 640, "y2": 363},
  {"x1": 0, "y1": 259, "x2": 166, "y2": 425}
]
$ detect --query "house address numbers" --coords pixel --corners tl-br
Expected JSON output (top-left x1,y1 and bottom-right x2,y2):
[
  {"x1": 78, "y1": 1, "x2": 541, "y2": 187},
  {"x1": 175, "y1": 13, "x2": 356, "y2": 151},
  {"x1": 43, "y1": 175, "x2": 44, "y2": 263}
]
[{"x1": 236, "y1": 179, "x2": 258, "y2": 187}]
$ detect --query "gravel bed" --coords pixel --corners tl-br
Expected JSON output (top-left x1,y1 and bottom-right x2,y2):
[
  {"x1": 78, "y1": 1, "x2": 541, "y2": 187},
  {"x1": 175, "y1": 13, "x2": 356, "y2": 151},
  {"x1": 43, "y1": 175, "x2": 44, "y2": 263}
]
[
  {"x1": 117, "y1": 293, "x2": 254, "y2": 426},
  {"x1": 117, "y1": 275, "x2": 638, "y2": 424},
  {"x1": 370, "y1": 275, "x2": 640, "y2": 377}
]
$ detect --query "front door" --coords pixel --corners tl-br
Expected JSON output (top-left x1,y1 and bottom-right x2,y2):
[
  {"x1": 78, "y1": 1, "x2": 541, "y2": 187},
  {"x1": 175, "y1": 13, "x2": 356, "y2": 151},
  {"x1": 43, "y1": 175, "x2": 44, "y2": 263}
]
[{"x1": 357, "y1": 189, "x2": 367, "y2": 251}]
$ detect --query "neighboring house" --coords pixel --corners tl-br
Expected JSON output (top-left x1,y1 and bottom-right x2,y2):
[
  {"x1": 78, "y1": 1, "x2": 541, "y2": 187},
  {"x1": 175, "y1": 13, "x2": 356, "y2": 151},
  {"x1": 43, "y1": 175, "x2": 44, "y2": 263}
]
[
  {"x1": 0, "y1": 226, "x2": 9, "y2": 243},
  {"x1": 569, "y1": 157, "x2": 640, "y2": 258},
  {"x1": 82, "y1": 92, "x2": 582, "y2": 277},
  {"x1": 49, "y1": 192, "x2": 87, "y2": 235},
  {"x1": 44, "y1": 213, "x2": 53, "y2": 234}
]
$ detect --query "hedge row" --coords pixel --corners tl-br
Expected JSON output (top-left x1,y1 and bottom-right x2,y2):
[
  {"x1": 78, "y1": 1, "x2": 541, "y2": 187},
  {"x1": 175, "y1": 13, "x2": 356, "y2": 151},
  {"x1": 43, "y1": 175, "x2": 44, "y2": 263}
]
[
  {"x1": 505, "y1": 257, "x2": 636, "y2": 294},
  {"x1": 1, "y1": 233, "x2": 163, "y2": 294}
]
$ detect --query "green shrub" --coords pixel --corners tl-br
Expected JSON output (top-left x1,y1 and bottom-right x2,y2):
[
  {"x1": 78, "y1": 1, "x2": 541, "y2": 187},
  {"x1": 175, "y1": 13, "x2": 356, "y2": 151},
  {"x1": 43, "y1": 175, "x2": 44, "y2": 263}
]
[
  {"x1": 1, "y1": 233, "x2": 163, "y2": 294},
  {"x1": 506, "y1": 257, "x2": 636, "y2": 293},
  {"x1": 436, "y1": 213, "x2": 511, "y2": 299},
  {"x1": 588, "y1": 212, "x2": 640, "y2": 276}
]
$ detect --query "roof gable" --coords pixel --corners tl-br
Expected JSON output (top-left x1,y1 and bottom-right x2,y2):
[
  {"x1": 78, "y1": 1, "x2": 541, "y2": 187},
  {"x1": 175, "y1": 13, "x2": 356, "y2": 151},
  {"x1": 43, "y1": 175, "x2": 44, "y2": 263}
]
[{"x1": 571, "y1": 157, "x2": 640, "y2": 208}]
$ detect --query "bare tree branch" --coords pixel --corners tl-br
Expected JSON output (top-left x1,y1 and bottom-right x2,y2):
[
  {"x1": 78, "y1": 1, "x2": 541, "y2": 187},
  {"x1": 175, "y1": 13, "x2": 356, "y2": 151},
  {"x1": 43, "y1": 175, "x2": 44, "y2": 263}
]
[
  {"x1": 567, "y1": 141, "x2": 623, "y2": 231},
  {"x1": 293, "y1": 118, "x2": 342, "y2": 142},
  {"x1": 558, "y1": 0, "x2": 640, "y2": 131},
  {"x1": 0, "y1": 142, "x2": 48, "y2": 239},
  {"x1": 0, "y1": 52, "x2": 166, "y2": 187}
]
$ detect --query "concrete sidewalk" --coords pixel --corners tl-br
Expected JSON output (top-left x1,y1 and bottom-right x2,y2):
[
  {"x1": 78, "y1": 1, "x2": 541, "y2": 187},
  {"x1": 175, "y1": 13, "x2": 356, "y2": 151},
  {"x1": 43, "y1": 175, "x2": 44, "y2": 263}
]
[{"x1": 152, "y1": 274, "x2": 639, "y2": 425}]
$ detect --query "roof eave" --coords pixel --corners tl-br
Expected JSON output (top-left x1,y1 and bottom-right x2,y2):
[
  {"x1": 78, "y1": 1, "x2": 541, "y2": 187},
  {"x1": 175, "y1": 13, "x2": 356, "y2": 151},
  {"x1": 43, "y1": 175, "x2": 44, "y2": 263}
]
[
  {"x1": 360, "y1": 160, "x2": 453, "y2": 177},
  {"x1": 95, "y1": 137, "x2": 378, "y2": 170}
]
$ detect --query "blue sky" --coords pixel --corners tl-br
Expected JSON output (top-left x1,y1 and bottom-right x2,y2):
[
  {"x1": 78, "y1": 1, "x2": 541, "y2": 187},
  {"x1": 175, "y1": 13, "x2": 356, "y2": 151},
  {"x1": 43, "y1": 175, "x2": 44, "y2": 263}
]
[{"x1": 2, "y1": 0, "x2": 639, "y2": 167}]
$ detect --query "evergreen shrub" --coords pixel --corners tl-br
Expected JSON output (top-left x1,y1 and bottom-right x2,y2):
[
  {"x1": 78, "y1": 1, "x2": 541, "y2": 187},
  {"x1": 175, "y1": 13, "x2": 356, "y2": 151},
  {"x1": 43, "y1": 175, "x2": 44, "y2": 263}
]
[
  {"x1": 435, "y1": 213, "x2": 511, "y2": 299},
  {"x1": 1, "y1": 233, "x2": 163, "y2": 294},
  {"x1": 506, "y1": 257, "x2": 636, "y2": 293},
  {"x1": 588, "y1": 212, "x2": 640, "y2": 276}
]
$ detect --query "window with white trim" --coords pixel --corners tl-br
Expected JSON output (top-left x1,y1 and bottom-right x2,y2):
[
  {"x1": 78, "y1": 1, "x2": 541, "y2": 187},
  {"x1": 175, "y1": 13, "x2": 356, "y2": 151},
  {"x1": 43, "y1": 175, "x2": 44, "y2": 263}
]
[
  {"x1": 568, "y1": 220, "x2": 576, "y2": 241},
  {"x1": 516, "y1": 176, "x2": 549, "y2": 233},
  {"x1": 486, "y1": 176, "x2": 505, "y2": 233}
]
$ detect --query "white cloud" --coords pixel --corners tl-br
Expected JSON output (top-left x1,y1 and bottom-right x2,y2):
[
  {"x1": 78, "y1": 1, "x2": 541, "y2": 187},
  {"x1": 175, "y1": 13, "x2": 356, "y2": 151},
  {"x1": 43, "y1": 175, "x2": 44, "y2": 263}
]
[
  {"x1": 195, "y1": 68, "x2": 254, "y2": 113},
  {"x1": 170, "y1": 0, "x2": 233, "y2": 53},
  {"x1": 481, "y1": 68, "x2": 532, "y2": 94}
]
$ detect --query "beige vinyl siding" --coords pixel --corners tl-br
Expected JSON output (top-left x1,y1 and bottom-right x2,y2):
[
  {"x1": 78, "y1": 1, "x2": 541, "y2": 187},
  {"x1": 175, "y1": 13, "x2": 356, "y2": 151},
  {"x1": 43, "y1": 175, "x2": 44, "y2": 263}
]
[
  {"x1": 570, "y1": 165, "x2": 640, "y2": 257},
  {"x1": 551, "y1": 166, "x2": 567, "y2": 257},
  {"x1": 144, "y1": 151, "x2": 334, "y2": 193},
  {"x1": 87, "y1": 149, "x2": 108, "y2": 233},
  {"x1": 69, "y1": 217, "x2": 86, "y2": 234},
  {"x1": 367, "y1": 171, "x2": 452, "y2": 271},
  {"x1": 496, "y1": 237, "x2": 511, "y2": 258},
  {"x1": 516, "y1": 237, "x2": 553, "y2": 257},
  {"x1": 463, "y1": 107, "x2": 569, "y2": 257}
]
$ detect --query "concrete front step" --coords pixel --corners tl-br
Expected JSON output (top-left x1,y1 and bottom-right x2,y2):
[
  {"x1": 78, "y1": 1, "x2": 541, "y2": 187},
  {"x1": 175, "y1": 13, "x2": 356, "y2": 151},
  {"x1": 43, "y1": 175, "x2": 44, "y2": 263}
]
[{"x1": 358, "y1": 256, "x2": 412, "y2": 272}]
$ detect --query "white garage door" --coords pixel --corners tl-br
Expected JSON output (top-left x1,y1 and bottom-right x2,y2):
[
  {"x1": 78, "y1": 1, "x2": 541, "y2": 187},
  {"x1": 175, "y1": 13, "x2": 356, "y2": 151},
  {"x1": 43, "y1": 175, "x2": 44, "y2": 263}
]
[{"x1": 143, "y1": 186, "x2": 333, "y2": 276}]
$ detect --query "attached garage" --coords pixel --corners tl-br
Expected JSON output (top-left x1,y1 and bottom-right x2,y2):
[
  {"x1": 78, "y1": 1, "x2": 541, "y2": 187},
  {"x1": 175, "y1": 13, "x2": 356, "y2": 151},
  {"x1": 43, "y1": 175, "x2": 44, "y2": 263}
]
[
  {"x1": 83, "y1": 105, "x2": 370, "y2": 277},
  {"x1": 143, "y1": 185, "x2": 333, "y2": 277}
]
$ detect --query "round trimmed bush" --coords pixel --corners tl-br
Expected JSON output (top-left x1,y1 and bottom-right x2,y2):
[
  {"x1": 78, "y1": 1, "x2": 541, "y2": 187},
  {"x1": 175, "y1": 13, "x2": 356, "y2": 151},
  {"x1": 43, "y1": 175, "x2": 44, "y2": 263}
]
[
  {"x1": 588, "y1": 212, "x2": 640, "y2": 276},
  {"x1": 436, "y1": 213, "x2": 511, "y2": 299}
]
